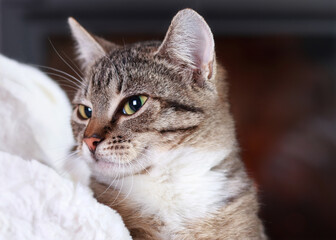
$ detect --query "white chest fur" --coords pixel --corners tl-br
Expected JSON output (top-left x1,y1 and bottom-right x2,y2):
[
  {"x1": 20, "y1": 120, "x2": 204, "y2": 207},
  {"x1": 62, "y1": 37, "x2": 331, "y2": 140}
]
[{"x1": 111, "y1": 148, "x2": 234, "y2": 231}]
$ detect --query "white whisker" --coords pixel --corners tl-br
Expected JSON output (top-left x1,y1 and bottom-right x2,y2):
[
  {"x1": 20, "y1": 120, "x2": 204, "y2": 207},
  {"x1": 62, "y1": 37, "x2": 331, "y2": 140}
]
[
  {"x1": 109, "y1": 157, "x2": 125, "y2": 207},
  {"x1": 115, "y1": 161, "x2": 134, "y2": 206},
  {"x1": 32, "y1": 64, "x2": 85, "y2": 87},
  {"x1": 42, "y1": 71, "x2": 85, "y2": 90},
  {"x1": 48, "y1": 39, "x2": 85, "y2": 82}
]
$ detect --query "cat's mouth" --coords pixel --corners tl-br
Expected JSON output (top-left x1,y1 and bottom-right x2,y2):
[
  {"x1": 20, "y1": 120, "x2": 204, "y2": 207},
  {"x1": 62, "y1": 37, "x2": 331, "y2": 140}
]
[
  {"x1": 92, "y1": 154, "x2": 127, "y2": 169},
  {"x1": 90, "y1": 153, "x2": 129, "y2": 167},
  {"x1": 85, "y1": 146, "x2": 151, "y2": 177}
]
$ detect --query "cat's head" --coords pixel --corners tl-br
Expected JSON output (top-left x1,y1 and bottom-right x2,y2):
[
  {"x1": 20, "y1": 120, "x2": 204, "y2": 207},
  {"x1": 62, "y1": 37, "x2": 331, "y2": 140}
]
[{"x1": 69, "y1": 9, "x2": 231, "y2": 180}]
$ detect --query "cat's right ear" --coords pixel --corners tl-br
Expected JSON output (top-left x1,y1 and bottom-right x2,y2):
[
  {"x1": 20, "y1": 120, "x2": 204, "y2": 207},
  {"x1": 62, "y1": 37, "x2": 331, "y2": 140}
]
[{"x1": 68, "y1": 17, "x2": 116, "y2": 69}]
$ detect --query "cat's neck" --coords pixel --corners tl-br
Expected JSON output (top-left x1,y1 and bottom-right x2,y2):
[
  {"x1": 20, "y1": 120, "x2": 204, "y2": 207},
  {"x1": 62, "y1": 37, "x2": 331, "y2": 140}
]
[
  {"x1": 92, "y1": 147, "x2": 254, "y2": 239},
  {"x1": 106, "y1": 148, "x2": 244, "y2": 224}
]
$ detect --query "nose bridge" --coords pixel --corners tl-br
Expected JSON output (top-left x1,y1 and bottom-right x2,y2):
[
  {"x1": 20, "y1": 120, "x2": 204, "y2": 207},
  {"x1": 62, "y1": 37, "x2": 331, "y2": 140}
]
[
  {"x1": 84, "y1": 117, "x2": 108, "y2": 139},
  {"x1": 86, "y1": 94, "x2": 121, "y2": 138},
  {"x1": 83, "y1": 117, "x2": 109, "y2": 153}
]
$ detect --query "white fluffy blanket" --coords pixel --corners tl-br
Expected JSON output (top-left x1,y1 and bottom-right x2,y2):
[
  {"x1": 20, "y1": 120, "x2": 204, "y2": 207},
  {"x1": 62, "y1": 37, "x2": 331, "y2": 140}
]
[
  {"x1": 0, "y1": 151, "x2": 131, "y2": 240},
  {"x1": 0, "y1": 54, "x2": 131, "y2": 239}
]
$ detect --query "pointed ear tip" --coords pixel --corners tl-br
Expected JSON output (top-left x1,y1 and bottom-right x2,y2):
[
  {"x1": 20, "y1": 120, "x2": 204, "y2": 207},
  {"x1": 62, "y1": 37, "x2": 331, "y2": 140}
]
[
  {"x1": 176, "y1": 8, "x2": 201, "y2": 19},
  {"x1": 178, "y1": 8, "x2": 197, "y2": 14},
  {"x1": 68, "y1": 17, "x2": 79, "y2": 27},
  {"x1": 175, "y1": 8, "x2": 214, "y2": 38}
]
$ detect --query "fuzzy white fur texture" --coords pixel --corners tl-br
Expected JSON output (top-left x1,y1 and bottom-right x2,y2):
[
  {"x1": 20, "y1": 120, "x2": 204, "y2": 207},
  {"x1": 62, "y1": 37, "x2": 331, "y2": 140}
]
[
  {"x1": 0, "y1": 54, "x2": 74, "y2": 172},
  {"x1": 0, "y1": 54, "x2": 131, "y2": 240},
  {"x1": 0, "y1": 151, "x2": 131, "y2": 240}
]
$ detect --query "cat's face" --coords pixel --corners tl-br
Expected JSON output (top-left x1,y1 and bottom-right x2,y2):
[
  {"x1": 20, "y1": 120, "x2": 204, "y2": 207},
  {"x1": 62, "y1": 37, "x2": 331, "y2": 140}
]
[{"x1": 69, "y1": 9, "x2": 225, "y2": 179}]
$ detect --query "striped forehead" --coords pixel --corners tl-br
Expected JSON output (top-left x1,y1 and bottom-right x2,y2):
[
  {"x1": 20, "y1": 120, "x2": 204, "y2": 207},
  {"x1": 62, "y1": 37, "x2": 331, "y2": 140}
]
[
  {"x1": 88, "y1": 50, "x2": 142, "y2": 95},
  {"x1": 86, "y1": 50, "x2": 175, "y2": 99},
  {"x1": 90, "y1": 56, "x2": 123, "y2": 95}
]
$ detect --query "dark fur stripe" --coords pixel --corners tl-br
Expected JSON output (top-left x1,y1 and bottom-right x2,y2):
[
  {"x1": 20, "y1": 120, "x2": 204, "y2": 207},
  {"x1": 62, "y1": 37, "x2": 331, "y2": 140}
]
[
  {"x1": 84, "y1": 85, "x2": 89, "y2": 97},
  {"x1": 153, "y1": 97, "x2": 204, "y2": 113},
  {"x1": 106, "y1": 68, "x2": 112, "y2": 87},
  {"x1": 133, "y1": 125, "x2": 198, "y2": 134},
  {"x1": 165, "y1": 100, "x2": 204, "y2": 113},
  {"x1": 113, "y1": 64, "x2": 123, "y2": 94},
  {"x1": 158, "y1": 125, "x2": 198, "y2": 134}
]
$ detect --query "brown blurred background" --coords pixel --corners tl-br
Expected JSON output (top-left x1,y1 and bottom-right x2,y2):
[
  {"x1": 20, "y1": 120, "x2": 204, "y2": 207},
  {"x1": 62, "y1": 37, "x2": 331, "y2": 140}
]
[{"x1": 1, "y1": 0, "x2": 336, "y2": 239}]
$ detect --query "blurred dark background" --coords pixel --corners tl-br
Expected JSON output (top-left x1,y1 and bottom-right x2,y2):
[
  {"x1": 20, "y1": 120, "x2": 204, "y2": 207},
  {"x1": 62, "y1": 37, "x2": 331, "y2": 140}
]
[{"x1": 1, "y1": 0, "x2": 335, "y2": 239}]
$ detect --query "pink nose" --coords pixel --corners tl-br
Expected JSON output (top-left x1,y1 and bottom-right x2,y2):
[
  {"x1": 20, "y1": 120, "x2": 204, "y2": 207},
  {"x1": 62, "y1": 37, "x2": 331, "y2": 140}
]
[{"x1": 83, "y1": 136, "x2": 102, "y2": 153}]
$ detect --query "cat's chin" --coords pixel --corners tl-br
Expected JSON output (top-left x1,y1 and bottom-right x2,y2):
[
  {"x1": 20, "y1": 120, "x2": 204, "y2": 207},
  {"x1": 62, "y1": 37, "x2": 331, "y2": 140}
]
[
  {"x1": 82, "y1": 147, "x2": 151, "y2": 181},
  {"x1": 90, "y1": 158, "x2": 150, "y2": 182}
]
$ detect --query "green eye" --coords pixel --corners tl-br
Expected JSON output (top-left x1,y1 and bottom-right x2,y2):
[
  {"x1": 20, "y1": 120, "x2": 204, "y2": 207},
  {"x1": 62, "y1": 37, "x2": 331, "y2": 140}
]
[
  {"x1": 122, "y1": 95, "x2": 148, "y2": 115},
  {"x1": 78, "y1": 105, "x2": 92, "y2": 119}
]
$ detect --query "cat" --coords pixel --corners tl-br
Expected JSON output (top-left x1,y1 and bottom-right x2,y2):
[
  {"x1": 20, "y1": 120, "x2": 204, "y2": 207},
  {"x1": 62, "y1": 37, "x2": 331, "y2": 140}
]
[{"x1": 68, "y1": 8, "x2": 266, "y2": 239}]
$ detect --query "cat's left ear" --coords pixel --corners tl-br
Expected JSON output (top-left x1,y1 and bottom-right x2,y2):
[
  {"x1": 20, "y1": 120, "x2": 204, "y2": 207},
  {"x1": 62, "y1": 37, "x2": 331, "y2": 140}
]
[
  {"x1": 156, "y1": 9, "x2": 215, "y2": 82},
  {"x1": 68, "y1": 17, "x2": 117, "y2": 69}
]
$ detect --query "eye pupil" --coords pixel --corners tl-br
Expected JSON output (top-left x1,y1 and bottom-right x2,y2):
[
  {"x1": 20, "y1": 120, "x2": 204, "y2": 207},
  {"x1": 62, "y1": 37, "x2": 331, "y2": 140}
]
[
  {"x1": 129, "y1": 96, "x2": 142, "y2": 112},
  {"x1": 85, "y1": 107, "x2": 92, "y2": 118}
]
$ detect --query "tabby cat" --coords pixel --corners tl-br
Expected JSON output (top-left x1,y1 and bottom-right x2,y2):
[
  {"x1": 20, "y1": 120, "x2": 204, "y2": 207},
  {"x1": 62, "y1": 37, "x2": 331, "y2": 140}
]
[{"x1": 69, "y1": 9, "x2": 266, "y2": 239}]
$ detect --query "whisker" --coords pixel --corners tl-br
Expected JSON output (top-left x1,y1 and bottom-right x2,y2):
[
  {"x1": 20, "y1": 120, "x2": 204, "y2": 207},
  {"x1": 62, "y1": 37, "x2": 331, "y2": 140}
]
[
  {"x1": 58, "y1": 156, "x2": 85, "y2": 178},
  {"x1": 109, "y1": 157, "x2": 125, "y2": 207},
  {"x1": 42, "y1": 71, "x2": 85, "y2": 90},
  {"x1": 98, "y1": 156, "x2": 123, "y2": 201},
  {"x1": 57, "y1": 83, "x2": 82, "y2": 92},
  {"x1": 135, "y1": 159, "x2": 151, "y2": 175},
  {"x1": 62, "y1": 51, "x2": 84, "y2": 76},
  {"x1": 48, "y1": 150, "x2": 81, "y2": 166},
  {"x1": 48, "y1": 39, "x2": 86, "y2": 82},
  {"x1": 96, "y1": 181, "x2": 114, "y2": 198},
  {"x1": 115, "y1": 161, "x2": 134, "y2": 206},
  {"x1": 32, "y1": 64, "x2": 85, "y2": 87},
  {"x1": 96, "y1": 167, "x2": 120, "y2": 199}
]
